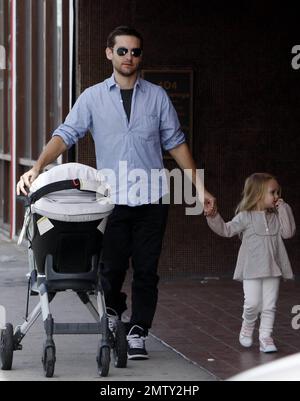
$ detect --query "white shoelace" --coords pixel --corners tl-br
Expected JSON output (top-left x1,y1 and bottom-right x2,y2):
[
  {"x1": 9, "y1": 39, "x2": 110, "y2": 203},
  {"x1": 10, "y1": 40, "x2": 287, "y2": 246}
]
[
  {"x1": 127, "y1": 325, "x2": 147, "y2": 349},
  {"x1": 127, "y1": 334, "x2": 146, "y2": 349},
  {"x1": 241, "y1": 326, "x2": 253, "y2": 337},
  {"x1": 260, "y1": 337, "x2": 274, "y2": 345}
]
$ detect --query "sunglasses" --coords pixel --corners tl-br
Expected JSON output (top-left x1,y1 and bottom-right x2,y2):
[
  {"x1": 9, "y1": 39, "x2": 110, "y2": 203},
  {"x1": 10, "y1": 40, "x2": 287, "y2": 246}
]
[{"x1": 113, "y1": 47, "x2": 142, "y2": 57}]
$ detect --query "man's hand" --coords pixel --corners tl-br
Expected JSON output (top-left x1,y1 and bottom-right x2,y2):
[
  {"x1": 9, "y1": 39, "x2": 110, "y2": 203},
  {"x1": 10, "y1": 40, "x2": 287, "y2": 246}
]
[
  {"x1": 167, "y1": 143, "x2": 218, "y2": 216},
  {"x1": 16, "y1": 136, "x2": 67, "y2": 196},
  {"x1": 16, "y1": 167, "x2": 40, "y2": 196},
  {"x1": 204, "y1": 191, "x2": 217, "y2": 217}
]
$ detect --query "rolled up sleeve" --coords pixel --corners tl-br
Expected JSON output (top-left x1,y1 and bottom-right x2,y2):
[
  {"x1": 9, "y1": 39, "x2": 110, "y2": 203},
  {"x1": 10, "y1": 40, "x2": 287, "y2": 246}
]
[
  {"x1": 159, "y1": 89, "x2": 186, "y2": 151},
  {"x1": 52, "y1": 89, "x2": 92, "y2": 149},
  {"x1": 278, "y1": 203, "x2": 296, "y2": 239}
]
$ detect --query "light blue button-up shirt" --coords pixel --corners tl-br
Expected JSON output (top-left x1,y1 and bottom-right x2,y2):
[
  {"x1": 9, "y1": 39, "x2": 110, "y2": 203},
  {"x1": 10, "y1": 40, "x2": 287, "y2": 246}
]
[{"x1": 53, "y1": 74, "x2": 186, "y2": 206}]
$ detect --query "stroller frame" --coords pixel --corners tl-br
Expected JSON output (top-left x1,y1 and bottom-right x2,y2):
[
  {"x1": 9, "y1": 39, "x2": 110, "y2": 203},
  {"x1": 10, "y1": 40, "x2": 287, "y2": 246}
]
[{"x1": 0, "y1": 178, "x2": 127, "y2": 377}]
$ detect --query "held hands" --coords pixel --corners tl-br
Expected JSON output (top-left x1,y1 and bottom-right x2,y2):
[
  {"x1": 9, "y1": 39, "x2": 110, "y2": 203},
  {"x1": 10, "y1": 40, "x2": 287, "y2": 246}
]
[
  {"x1": 204, "y1": 191, "x2": 217, "y2": 217},
  {"x1": 16, "y1": 167, "x2": 40, "y2": 196}
]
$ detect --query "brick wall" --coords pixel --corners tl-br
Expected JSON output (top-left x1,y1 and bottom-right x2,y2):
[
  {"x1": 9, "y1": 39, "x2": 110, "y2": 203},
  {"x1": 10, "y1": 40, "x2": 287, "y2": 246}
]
[{"x1": 76, "y1": 0, "x2": 300, "y2": 278}]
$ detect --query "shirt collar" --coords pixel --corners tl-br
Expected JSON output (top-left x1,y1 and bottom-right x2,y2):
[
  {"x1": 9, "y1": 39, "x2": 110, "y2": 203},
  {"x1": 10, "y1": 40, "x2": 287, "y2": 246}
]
[{"x1": 106, "y1": 73, "x2": 145, "y2": 92}]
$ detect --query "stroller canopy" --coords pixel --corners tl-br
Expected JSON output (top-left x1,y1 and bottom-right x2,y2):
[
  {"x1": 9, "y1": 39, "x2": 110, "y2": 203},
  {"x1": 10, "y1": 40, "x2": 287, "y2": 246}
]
[{"x1": 29, "y1": 163, "x2": 114, "y2": 222}]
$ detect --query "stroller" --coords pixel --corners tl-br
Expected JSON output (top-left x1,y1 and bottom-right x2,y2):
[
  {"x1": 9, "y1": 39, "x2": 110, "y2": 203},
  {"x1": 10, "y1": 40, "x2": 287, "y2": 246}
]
[{"x1": 0, "y1": 163, "x2": 127, "y2": 377}]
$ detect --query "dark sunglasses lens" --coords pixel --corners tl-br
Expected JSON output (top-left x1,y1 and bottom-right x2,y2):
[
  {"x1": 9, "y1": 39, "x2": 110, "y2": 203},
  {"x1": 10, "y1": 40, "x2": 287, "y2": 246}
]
[
  {"x1": 116, "y1": 47, "x2": 142, "y2": 57},
  {"x1": 132, "y1": 48, "x2": 142, "y2": 57},
  {"x1": 116, "y1": 47, "x2": 128, "y2": 56}
]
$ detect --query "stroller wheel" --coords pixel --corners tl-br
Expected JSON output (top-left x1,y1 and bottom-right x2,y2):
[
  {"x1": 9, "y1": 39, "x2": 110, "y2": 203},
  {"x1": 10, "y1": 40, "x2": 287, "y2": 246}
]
[
  {"x1": 113, "y1": 321, "x2": 127, "y2": 368},
  {"x1": 0, "y1": 323, "x2": 14, "y2": 370},
  {"x1": 97, "y1": 345, "x2": 110, "y2": 377},
  {"x1": 42, "y1": 344, "x2": 56, "y2": 378}
]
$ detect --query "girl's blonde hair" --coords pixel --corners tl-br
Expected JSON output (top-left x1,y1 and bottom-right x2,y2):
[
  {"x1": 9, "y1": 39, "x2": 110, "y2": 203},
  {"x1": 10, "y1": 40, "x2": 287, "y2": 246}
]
[{"x1": 235, "y1": 173, "x2": 281, "y2": 214}]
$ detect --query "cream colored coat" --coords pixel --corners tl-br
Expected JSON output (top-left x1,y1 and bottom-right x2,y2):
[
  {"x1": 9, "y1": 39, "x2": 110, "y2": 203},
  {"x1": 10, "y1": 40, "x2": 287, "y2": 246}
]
[{"x1": 207, "y1": 203, "x2": 296, "y2": 281}]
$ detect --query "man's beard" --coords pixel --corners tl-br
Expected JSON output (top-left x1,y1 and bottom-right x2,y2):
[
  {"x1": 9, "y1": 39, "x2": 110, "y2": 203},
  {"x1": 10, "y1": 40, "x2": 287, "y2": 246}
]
[{"x1": 115, "y1": 64, "x2": 140, "y2": 77}]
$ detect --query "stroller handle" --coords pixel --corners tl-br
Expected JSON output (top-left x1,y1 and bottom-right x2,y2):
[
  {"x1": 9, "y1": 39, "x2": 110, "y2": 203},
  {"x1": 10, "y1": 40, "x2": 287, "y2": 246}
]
[{"x1": 29, "y1": 179, "x2": 109, "y2": 205}]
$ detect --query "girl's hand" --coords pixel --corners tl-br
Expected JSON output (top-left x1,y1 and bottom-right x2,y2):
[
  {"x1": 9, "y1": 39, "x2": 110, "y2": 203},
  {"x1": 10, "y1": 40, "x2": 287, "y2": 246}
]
[
  {"x1": 275, "y1": 198, "x2": 284, "y2": 209},
  {"x1": 203, "y1": 191, "x2": 217, "y2": 217}
]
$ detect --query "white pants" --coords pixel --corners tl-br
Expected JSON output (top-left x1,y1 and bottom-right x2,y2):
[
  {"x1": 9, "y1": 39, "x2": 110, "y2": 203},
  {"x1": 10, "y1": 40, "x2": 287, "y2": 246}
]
[{"x1": 242, "y1": 277, "x2": 280, "y2": 338}]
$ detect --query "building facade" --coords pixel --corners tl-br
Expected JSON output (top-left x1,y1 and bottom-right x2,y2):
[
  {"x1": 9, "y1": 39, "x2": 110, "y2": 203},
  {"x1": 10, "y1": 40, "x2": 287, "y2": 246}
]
[{"x1": 0, "y1": 0, "x2": 70, "y2": 237}]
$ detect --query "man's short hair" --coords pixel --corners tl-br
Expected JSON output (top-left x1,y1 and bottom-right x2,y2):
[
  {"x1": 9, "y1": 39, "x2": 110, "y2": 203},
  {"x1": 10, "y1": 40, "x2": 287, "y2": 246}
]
[{"x1": 107, "y1": 26, "x2": 143, "y2": 49}]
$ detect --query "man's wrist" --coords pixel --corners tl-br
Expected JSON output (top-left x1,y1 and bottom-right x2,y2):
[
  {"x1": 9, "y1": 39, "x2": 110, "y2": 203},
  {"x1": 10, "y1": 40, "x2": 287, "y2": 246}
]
[{"x1": 33, "y1": 163, "x2": 43, "y2": 174}]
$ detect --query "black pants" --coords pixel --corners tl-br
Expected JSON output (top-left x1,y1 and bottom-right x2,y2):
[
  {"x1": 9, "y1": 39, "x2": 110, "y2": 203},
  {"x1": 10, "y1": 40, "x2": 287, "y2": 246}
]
[{"x1": 101, "y1": 203, "x2": 169, "y2": 332}]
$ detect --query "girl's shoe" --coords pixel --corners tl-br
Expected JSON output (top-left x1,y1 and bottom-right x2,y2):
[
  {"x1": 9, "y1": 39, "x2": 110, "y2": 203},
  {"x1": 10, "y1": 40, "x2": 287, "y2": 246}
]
[
  {"x1": 239, "y1": 324, "x2": 254, "y2": 348},
  {"x1": 259, "y1": 337, "x2": 278, "y2": 353}
]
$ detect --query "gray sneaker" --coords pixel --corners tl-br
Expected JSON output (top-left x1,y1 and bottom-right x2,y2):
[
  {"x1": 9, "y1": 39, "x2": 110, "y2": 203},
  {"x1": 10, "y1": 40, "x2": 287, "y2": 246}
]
[
  {"x1": 107, "y1": 307, "x2": 119, "y2": 332},
  {"x1": 259, "y1": 337, "x2": 278, "y2": 353},
  {"x1": 239, "y1": 324, "x2": 254, "y2": 348}
]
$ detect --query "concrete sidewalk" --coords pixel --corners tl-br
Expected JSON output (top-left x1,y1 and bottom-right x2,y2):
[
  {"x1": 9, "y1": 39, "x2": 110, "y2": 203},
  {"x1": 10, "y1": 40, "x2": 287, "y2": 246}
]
[{"x1": 0, "y1": 234, "x2": 216, "y2": 381}]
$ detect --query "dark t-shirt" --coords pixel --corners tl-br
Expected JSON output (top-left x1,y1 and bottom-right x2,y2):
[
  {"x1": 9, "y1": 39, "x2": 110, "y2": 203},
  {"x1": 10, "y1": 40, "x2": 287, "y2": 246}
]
[{"x1": 120, "y1": 89, "x2": 134, "y2": 122}]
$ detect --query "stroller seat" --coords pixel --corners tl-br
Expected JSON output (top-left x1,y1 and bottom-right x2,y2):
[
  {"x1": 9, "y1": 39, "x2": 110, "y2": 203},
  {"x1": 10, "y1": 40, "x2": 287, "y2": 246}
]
[{"x1": 0, "y1": 163, "x2": 128, "y2": 377}]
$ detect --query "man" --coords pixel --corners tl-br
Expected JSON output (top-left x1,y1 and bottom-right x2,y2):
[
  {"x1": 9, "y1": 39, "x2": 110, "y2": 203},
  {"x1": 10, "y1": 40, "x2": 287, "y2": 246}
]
[{"x1": 17, "y1": 26, "x2": 216, "y2": 360}]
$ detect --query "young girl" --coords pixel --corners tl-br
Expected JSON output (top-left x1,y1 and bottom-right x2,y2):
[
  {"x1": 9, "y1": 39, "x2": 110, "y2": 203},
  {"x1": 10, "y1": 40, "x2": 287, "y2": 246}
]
[{"x1": 206, "y1": 173, "x2": 296, "y2": 353}]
